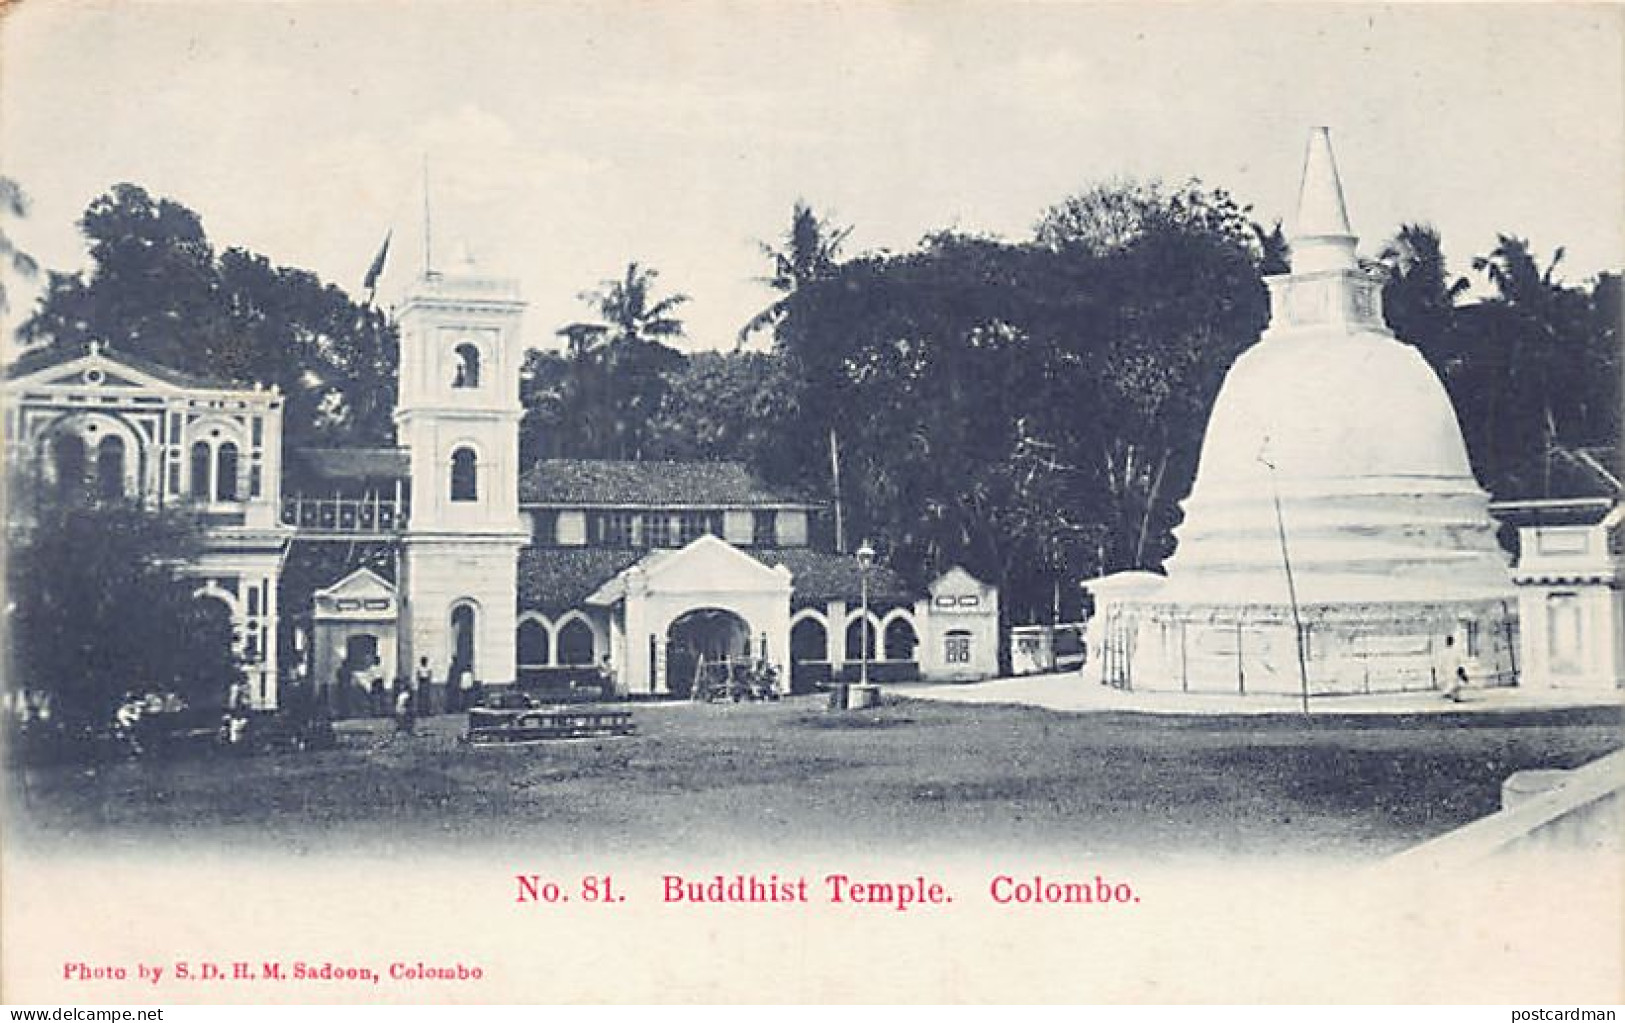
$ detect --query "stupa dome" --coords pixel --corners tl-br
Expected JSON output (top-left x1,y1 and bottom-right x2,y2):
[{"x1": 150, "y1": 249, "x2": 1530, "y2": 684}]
[
  {"x1": 1159, "y1": 128, "x2": 1513, "y2": 606},
  {"x1": 1191, "y1": 327, "x2": 1475, "y2": 497}
]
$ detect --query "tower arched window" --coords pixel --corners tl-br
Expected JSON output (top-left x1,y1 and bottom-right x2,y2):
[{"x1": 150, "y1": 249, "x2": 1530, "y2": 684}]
[
  {"x1": 190, "y1": 441, "x2": 212, "y2": 500},
  {"x1": 450, "y1": 447, "x2": 479, "y2": 502},
  {"x1": 215, "y1": 442, "x2": 239, "y2": 502},
  {"x1": 452, "y1": 343, "x2": 481, "y2": 389},
  {"x1": 96, "y1": 435, "x2": 126, "y2": 500},
  {"x1": 450, "y1": 603, "x2": 477, "y2": 679}
]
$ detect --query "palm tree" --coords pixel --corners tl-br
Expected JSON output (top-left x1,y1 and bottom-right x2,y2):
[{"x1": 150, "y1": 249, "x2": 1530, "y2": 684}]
[
  {"x1": 1469, "y1": 235, "x2": 1588, "y2": 479},
  {"x1": 739, "y1": 201, "x2": 852, "y2": 549},
  {"x1": 565, "y1": 261, "x2": 690, "y2": 353},
  {"x1": 737, "y1": 200, "x2": 851, "y2": 348},
  {"x1": 558, "y1": 262, "x2": 689, "y2": 459},
  {"x1": 1379, "y1": 223, "x2": 1469, "y2": 361},
  {"x1": 1473, "y1": 234, "x2": 1566, "y2": 309}
]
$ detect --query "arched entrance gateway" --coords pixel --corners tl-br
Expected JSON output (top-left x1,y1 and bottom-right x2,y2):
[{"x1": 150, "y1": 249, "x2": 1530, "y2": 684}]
[
  {"x1": 582, "y1": 535, "x2": 793, "y2": 698},
  {"x1": 665, "y1": 608, "x2": 751, "y2": 698}
]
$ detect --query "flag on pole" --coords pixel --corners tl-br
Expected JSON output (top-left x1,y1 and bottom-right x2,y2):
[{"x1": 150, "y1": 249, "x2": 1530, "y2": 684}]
[{"x1": 362, "y1": 230, "x2": 392, "y2": 300}]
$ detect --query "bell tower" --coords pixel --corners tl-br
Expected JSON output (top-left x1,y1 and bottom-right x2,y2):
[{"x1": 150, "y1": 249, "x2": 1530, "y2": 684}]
[{"x1": 395, "y1": 254, "x2": 529, "y2": 689}]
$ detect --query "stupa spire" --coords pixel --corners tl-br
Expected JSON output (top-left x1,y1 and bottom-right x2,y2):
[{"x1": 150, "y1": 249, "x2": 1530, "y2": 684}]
[
  {"x1": 1290, "y1": 127, "x2": 1359, "y2": 273},
  {"x1": 1264, "y1": 128, "x2": 1387, "y2": 335}
]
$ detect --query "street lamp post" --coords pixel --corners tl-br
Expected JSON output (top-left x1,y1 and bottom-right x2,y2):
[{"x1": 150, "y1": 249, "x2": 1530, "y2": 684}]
[{"x1": 856, "y1": 540, "x2": 874, "y2": 688}]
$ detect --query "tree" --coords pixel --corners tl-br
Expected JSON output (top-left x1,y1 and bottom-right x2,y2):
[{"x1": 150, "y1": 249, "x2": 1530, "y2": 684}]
[
  {"x1": 555, "y1": 262, "x2": 689, "y2": 459},
  {"x1": 1036, "y1": 179, "x2": 1272, "y2": 570},
  {"x1": 517, "y1": 347, "x2": 578, "y2": 465},
  {"x1": 19, "y1": 183, "x2": 398, "y2": 446},
  {"x1": 6, "y1": 491, "x2": 241, "y2": 726},
  {"x1": 1436, "y1": 235, "x2": 1614, "y2": 491},
  {"x1": 1380, "y1": 225, "x2": 1468, "y2": 341},
  {"x1": 759, "y1": 179, "x2": 1278, "y2": 663},
  {"x1": 22, "y1": 184, "x2": 228, "y2": 366},
  {"x1": 738, "y1": 200, "x2": 851, "y2": 347},
  {"x1": 645, "y1": 351, "x2": 801, "y2": 464},
  {"x1": 0, "y1": 176, "x2": 40, "y2": 315},
  {"x1": 774, "y1": 232, "x2": 1111, "y2": 650},
  {"x1": 214, "y1": 248, "x2": 398, "y2": 446},
  {"x1": 1036, "y1": 179, "x2": 1265, "y2": 259},
  {"x1": 741, "y1": 201, "x2": 855, "y2": 547}
]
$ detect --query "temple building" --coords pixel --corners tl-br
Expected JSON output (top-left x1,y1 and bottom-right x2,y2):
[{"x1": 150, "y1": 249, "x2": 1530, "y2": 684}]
[
  {"x1": 1087, "y1": 128, "x2": 1521, "y2": 697},
  {"x1": 2, "y1": 342, "x2": 294, "y2": 703},
  {"x1": 3, "y1": 258, "x2": 1000, "y2": 711},
  {"x1": 1489, "y1": 446, "x2": 1624, "y2": 690}
]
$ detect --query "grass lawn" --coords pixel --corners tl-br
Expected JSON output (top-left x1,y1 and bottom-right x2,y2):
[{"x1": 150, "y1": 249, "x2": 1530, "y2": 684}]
[{"x1": 7, "y1": 695, "x2": 1620, "y2": 860}]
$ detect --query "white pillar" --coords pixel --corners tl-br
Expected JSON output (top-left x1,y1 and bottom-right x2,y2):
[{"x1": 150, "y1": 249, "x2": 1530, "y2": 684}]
[
  {"x1": 827, "y1": 599, "x2": 847, "y2": 671},
  {"x1": 623, "y1": 568, "x2": 654, "y2": 695}
]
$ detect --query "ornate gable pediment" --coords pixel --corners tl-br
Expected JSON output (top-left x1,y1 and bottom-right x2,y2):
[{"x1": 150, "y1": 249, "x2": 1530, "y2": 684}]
[
  {"x1": 589, "y1": 535, "x2": 790, "y2": 605},
  {"x1": 928, "y1": 565, "x2": 989, "y2": 598},
  {"x1": 644, "y1": 534, "x2": 790, "y2": 595},
  {"x1": 8, "y1": 351, "x2": 183, "y2": 397},
  {"x1": 312, "y1": 567, "x2": 399, "y2": 620}
]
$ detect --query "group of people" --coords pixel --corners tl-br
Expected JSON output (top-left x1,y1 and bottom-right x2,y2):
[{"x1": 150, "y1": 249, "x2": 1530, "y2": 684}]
[
  {"x1": 355, "y1": 657, "x2": 479, "y2": 736},
  {"x1": 111, "y1": 688, "x2": 191, "y2": 755}
]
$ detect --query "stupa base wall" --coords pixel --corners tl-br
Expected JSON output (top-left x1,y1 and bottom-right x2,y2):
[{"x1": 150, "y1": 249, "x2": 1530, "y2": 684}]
[{"x1": 1093, "y1": 599, "x2": 1521, "y2": 697}]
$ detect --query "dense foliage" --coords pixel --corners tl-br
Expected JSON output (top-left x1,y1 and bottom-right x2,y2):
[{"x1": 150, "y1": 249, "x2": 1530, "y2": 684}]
[
  {"x1": 19, "y1": 184, "x2": 397, "y2": 446},
  {"x1": 6, "y1": 491, "x2": 242, "y2": 724},
  {"x1": 1379, "y1": 225, "x2": 1620, "y2": 492},
  {"x1": 10, "y1": 180, "x2": 1619, "y2": 670},
  {"x1": 752, "y1": 184, "x2": 1277, "y2": 638},
  {"x1": 520, "y1": 261, "x2": 693, "y2": 463}
]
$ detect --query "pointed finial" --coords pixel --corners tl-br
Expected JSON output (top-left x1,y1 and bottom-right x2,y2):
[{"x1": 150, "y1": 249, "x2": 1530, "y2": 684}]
[
  {"x1": 1290, "y1": 127, "x2": 1359, "y2": 273},
  {"x1": 1296, "y1": 128, "x2": 1352, "y2": 238},
  {"x1": 88, "y1": 339, "x2": 104, "y2": 357}
]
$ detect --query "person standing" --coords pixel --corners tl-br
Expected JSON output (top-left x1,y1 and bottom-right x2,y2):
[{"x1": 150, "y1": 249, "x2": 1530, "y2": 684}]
[
  {"x1": 413, "y1": 656, "x2": 433, "y2": 719},
  {"x1": 394, "y1": 683, "x2": 415, "y2": 735},
  {"x1": 1441, "y1": 634, "x2": 1467, "y2": 703}
]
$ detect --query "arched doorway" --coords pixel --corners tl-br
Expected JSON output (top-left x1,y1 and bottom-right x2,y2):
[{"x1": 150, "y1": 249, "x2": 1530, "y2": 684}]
[
  {"x1": 51, "y1": 432, "x2": 86, "y2": 498},
  {"x1": 790, "y1": 616, "x2": 828, "y2": 691},
  {"x1": 557, "y1": 617, "x2": 596, "y2": 666},
  {"x1": 187, "y1": 593, "x2": 239, "y2": 709},
  {"x1": 340, "y1": 633, "x2": 381, "y2": 717},
  {"x1": 96, "y1": 435, "x2": 127, "y2": 500},
  {"x1": 884, "y1": 616, "x2": 919, "y2": 661},
  {"x1": 665, "y1": 608, "x2": 750, "y2": 698},
  {"x1": 517, "y1": 618, "x2": 550, "y2": 687},
  {"x1": 450, "y1": 603, "x2": 477, "y2": 680}
]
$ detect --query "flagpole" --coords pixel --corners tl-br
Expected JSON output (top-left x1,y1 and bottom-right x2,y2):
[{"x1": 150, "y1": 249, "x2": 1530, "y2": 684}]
[
  {"x1": 1259, "y1": 446, "x2": 1311, "y2": 715},
  {"x1": 422, "y1": 153, "x2": 434, "y2": 276}
]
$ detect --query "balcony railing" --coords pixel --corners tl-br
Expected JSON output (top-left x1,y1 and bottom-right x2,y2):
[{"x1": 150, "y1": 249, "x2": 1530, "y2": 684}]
[{"x1": 281, "y1": 495, "x2": 408, "y2": 534}]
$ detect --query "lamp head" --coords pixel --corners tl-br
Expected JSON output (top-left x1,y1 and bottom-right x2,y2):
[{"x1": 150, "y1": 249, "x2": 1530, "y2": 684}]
[{"x1": 856, "y1": 541, "x2": 875, "y2": 571}]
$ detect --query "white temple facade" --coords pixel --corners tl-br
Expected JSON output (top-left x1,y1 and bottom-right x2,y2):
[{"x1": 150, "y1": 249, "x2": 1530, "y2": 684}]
[
  {"x1": 1088, "y1": 128, "x2": 1520, "y2": 698},
  {"x1": 4, "y1": 253, "x2": 1003, "y2": 714}
]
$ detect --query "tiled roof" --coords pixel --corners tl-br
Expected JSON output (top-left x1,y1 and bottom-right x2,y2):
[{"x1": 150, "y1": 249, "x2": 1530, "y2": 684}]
[
  {"x1": 288, "y1": 447, "x2": 410, "y2": 482},
  {"x1": 518, "y1": 547, "x2": 646, "y2": 612},
  {"x1": 756, "y1": 548, "x2": 920, "y2": 604},
  {"x1": 520, "y1": 458, "x2": 815, "y2": 507},
  {"x1": 516, "y1": 544, "x2": 919, "y2": 612},
  {"x1": 5, "y1": 342, "x2": 243, "y2": 390},
  {"x1": 1491, "y1": 446, "x2": 1621, "y2": 505}
]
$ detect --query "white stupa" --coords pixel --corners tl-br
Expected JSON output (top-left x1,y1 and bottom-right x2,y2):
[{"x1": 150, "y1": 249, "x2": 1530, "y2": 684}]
[{"x1": 1092, "y1": 129, "x2": 1519, "y2": 697}]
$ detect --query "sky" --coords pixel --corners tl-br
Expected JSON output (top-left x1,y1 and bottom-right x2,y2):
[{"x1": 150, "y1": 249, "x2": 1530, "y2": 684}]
[{"x1": 1, "y1": 1, "x2": 1621, "y2": 354}]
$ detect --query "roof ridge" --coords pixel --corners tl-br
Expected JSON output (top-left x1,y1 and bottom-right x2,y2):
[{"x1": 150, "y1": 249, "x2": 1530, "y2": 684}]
[{"x1": 1570, "y1": 447, "x2": 1622, "y2": 493}]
